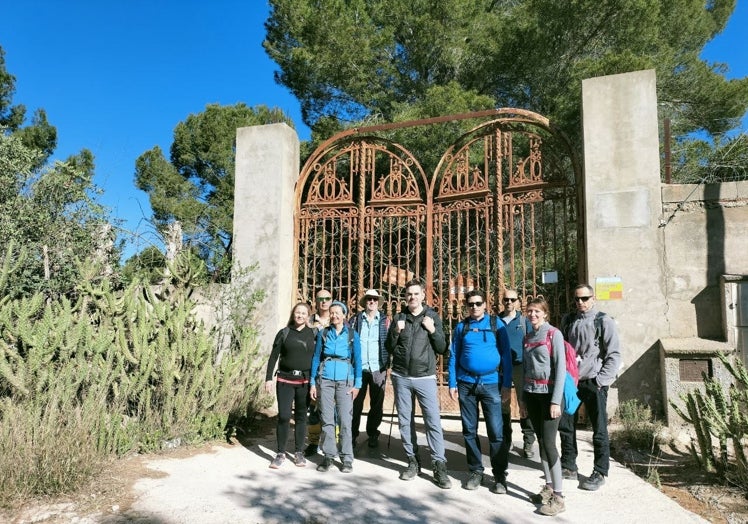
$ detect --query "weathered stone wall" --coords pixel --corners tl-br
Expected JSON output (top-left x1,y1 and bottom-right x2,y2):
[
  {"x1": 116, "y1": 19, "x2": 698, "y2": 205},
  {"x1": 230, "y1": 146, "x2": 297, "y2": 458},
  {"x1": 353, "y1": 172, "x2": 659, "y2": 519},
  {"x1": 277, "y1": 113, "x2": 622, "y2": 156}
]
[{"x1": 661, "y1": 182, "x2": 748, "y2": 339}]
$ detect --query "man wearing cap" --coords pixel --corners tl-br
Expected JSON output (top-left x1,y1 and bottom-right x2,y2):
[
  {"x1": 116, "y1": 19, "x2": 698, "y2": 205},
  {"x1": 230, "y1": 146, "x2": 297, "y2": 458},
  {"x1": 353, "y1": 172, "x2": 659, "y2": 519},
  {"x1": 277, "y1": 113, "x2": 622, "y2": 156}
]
[{"x1": 349, "y1": 289, "x2": 390, "y2": 449}]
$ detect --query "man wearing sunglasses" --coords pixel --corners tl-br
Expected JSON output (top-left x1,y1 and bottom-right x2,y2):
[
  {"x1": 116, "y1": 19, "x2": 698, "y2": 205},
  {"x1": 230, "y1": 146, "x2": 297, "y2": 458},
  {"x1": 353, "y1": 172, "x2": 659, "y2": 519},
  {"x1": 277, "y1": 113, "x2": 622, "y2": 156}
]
[
  {"x1": 558, "y1": 284, "x2": 621, "y2": 492},
  {"x1": 498, "y1": 289, "x2": 536, "y2": 461},
  {"x1": 304, "y1": 289, "x2": 334, "y2": 457},
  {"x1": 448, "y1": 289, "x2": 512, "y2": 494},
  {"x1": 349, "y1": 289, "x2": 390, "y2": 449}
]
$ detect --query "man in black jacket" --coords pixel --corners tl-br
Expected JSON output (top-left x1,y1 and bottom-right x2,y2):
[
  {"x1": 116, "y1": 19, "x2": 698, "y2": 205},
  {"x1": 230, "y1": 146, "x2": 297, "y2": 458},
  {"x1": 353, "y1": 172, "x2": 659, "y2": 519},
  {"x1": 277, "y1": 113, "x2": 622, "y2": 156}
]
[{"x1": 385, "y1": 279, "x2": 451, "y2": 489}]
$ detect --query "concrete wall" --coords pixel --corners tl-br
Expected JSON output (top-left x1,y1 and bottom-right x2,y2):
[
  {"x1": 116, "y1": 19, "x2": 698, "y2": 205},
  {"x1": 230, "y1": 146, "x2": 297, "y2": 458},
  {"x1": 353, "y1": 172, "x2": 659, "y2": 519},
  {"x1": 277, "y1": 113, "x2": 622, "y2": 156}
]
[
  {"x1": 661, "y1": 181, "x2": 748, "y2": 340},
  {"x1": 581, "y1": 69, "x2": 667, "y2": 411},
  {"x1": 582, "y1": 69, "x2": 748, "y2": 418},
  {"x1": 234, "y1": 123, "x2": 299, "y2": 354}
]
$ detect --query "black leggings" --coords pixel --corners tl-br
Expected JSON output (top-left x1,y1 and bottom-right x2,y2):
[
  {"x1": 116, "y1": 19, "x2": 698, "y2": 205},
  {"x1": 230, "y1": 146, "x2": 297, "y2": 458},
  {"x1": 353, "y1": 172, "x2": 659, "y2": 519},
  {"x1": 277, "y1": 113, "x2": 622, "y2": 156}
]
[
  {"x1": 525, "y1": 392, "x2": 562, "y2": 469},
  {"x1": 276, "y1": 380, "x2": 309, "y2": 453}
]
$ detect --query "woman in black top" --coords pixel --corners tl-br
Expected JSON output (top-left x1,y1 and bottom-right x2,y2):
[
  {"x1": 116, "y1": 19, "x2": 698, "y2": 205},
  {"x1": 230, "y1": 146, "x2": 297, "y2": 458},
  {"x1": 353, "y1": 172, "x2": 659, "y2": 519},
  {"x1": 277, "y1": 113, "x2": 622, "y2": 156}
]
[{"x1": 264, "y1": 302, "x2": 317, "y2": 468}]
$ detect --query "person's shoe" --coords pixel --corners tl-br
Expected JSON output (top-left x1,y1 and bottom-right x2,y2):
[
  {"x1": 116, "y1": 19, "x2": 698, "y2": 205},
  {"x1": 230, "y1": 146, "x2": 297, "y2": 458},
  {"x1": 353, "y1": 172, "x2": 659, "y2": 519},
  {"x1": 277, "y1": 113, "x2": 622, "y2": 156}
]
[
  {"x1": 293, "y1": 452, "x2": 306, "y2": 467},
  {"x1": 399, "y1": 455, "x2": 421, "y2": 480},
  {"x1": 539, "y1": 494, "x2": 566, "y2": 516},
  {"x1": 303, "y1": 443, "x2": 318, "y2": 457},
  {"x1": 269, "y1": 453, "x2": 285, "y2": 469},
  {"x1": 523, "y1": 442, "x2": 535, "y2": 459},
  {"x1": 581, "y1": 470, "x2": 606, "y2": 491},
  {"x1": 316, "y1": 457, "x2": 333, "y2": 472},
  {"x1": 432, "y1": 460, "x2": 452, "y2": 489},
  {"x1": 561, "y1": 468, "x2": 578, "y2": 480},
  {"x1": 340, "y1": 461, "x2": 353, "y2": 473},
  {"x1": 490, "y1": 480, "x2": 507, "y2": 494},
  {"x1": 367, "y1": 435, "x2": 379, "y2": 448},
  {"x1": 464, "y1": 471, "x2": 482, "y2": 490},
  {"x1": 529, "y1": 484, "x2": 553, "y2": 504}
]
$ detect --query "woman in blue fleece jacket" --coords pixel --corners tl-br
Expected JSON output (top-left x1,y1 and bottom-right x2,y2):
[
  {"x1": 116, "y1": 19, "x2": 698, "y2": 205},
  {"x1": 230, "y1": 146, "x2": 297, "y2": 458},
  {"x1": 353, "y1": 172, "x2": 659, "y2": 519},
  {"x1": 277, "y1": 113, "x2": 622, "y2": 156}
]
[{"x1": 310, "y1": 301, "x2": 362, "y2": 473}]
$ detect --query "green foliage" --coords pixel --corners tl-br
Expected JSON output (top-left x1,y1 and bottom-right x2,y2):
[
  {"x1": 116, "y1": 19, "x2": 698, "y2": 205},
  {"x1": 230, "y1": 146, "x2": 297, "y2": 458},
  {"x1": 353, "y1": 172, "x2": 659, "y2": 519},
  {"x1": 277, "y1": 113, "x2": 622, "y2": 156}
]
[
  {"x1": 0, "y1": 46, "x2": 116, "y2": 298},
  {"x1": 134, "y1": 103, "x2": 295, "y2": 281},
  {"x1": 266, "y1": 0, "x2": 748, "y2": 166},
  {"x1": 671, "y1": 133, "x2": 748, "y2": 183},
  {"x1": 671, "y1": 353, "x2": 748, "y2": 490},
  {"x1": 613, "y1": 399, "x2": 663, "y2": 452},
  {"x1": 0, "y1": 245, "x2": 266, "y2": 506}
]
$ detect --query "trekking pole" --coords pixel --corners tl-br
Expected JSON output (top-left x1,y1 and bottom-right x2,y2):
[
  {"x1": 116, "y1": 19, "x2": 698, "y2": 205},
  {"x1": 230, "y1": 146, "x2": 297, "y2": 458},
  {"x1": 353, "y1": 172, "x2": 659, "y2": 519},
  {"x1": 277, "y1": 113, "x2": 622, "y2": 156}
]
[{"x1": 387, "y1": 383, "x2": 396, "y2": 449}]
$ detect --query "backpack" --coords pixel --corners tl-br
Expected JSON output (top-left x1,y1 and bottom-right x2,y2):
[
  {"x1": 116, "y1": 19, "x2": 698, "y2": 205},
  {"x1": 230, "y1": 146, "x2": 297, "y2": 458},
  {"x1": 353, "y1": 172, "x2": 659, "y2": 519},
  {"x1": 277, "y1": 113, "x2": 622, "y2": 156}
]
[
  {"x1": 562, "y1": 311, "x2": 607, "y2": 357},
  {"x1": 524, "y1": 328, "x2": 581, "y2": 415},
  {"x1": 459, "y1": 314, "x2": 505, "y2": 372},
  {"x1": 320, "y1": 325, "x2": 355, "y2": 359},
  {"x1": 280, "y1": 326, "x2": 319, "y2": 345}
]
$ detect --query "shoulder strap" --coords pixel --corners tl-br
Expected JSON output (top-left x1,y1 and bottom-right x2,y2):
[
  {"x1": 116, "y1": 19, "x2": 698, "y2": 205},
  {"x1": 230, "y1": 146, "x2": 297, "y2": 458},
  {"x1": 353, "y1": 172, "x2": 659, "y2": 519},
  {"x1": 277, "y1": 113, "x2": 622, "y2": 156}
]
[
  {"x1": 459, "y1": 317, "x2": 470, "y2": 340},
  {"x1": 489, "y1": 314, "x2": 498, "y2": 334},
  {"x1": 594, "y1": 312, "x2": 606, "y2": 354},
  {"x1": 281, "y1": 326, "x2": 290, "y2": 344},
  {"x1": 519, "y1": 313, "x2": 527, "y2": 336}
]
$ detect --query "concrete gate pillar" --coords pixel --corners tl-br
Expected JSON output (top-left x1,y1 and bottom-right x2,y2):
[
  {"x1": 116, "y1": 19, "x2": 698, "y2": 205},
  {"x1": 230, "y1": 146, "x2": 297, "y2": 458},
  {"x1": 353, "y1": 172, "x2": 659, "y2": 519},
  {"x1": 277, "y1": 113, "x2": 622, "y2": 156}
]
[
  {"x1": 234, "y1": 123, "x2": 299, "y2": 352},
  {"x1": 581, "y1": 69, "x2": 665, "y2": 407}
]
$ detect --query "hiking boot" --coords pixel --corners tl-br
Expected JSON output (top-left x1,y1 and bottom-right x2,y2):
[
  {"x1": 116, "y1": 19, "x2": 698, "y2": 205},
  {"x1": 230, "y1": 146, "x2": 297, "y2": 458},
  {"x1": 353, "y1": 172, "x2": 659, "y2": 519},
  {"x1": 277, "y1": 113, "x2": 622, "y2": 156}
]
[
  {"x1": 304, "y1": 443, "x2": 318, "y2": 457},
  {"x1": 523, "y1": 442, "x2": 535, "y2": 459},
  {"x1": 464, "y1": 471, "x2": 482, "y2": 490},
  {"x1": 341, "y1": 461, "x2": 353, "y2": 473},
  {"x1": 581, "y1": 470, "x2": 606, "y2": 491},
  {"x1": 530, "y1": 484, "x2": 553, "y2": 504},
  {"x1": 399, "y1": 455, "x2": 421, "y2": 481},
  {"x1": 317, "y1": 457, "x2": 333, "y2": 472},
  {"x1": 561, "y1": 468, "x2": 578, "y2": 480},
  {"x1": 367, "y1": 435, "x2": 379, "y2": 448},
  {"x1": 539, "y1": 494, "x2": 566, "y2": 516},
  {"x1": 432, "y1": 460, "x2": 452, "y2": 489},
  {"x1": 293, "y1": 452, "x2": 306, "y2": 467},
  {"x1": 490, "y1": 480, "x2": 507, "y2": 494},
  {"x1": 269, "y1": 453, "x2": 285, "y2": 469}
]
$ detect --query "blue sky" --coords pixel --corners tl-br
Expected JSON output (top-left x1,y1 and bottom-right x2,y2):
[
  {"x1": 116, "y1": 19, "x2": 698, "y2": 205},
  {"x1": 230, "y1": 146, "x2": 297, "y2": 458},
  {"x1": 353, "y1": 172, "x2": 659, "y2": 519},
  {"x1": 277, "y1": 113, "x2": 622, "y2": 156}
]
[{"x1": 3, "y1": 1, "x2": 747, "y2": 260}]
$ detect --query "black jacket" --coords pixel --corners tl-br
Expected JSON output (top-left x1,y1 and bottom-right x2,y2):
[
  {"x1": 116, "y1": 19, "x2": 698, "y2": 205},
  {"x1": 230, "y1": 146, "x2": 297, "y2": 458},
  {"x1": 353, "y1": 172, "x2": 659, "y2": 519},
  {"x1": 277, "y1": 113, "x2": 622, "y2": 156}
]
[{"x1": 385, "y1": 306, "x2": 447, "y2": 377}]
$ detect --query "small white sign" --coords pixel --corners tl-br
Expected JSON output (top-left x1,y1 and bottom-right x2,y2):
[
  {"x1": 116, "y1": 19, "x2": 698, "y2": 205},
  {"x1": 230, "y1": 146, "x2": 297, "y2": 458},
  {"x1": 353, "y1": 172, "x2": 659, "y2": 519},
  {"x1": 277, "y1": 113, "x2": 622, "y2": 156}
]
[{"x1": 542, "y1": 270, "x2": 558, "y2": 284}]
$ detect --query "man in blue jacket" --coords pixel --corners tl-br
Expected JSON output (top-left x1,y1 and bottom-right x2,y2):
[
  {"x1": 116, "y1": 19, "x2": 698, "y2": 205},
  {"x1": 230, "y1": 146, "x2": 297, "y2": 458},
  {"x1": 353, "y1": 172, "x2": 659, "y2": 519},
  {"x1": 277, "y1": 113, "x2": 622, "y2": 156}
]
[
  {"x1": 448, "y1": 289, "x2": 512, "y2": 494},
  {"x1": 498, "y1": 288, "x2": 536, "y2": 459}
]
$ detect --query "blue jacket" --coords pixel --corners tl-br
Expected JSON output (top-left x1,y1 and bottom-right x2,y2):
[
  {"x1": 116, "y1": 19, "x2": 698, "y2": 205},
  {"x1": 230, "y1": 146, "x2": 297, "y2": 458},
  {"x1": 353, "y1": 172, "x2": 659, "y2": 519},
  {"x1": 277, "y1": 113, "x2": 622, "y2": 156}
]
[
  {"x1": 448, "y1": 315, "x2": 512, "y2": 388},
  {"x1": 499, "y1": 310, "x2": 533, "y2": 364},
  {"x1": 310, "y1": 325, "x2": 363, "y2": 389}
]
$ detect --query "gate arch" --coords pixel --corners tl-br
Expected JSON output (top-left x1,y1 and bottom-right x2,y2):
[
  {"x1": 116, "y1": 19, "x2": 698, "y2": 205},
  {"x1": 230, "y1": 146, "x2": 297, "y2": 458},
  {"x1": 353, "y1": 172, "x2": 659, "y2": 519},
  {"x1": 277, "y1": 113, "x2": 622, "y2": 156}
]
[{"x1": 293, "y1": 109, "x2": 582, "y2": 411}]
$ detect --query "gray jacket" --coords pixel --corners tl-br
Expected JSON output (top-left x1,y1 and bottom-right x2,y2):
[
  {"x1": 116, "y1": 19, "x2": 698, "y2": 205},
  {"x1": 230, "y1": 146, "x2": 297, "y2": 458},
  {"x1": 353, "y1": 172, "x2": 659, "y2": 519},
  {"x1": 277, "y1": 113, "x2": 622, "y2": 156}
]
[
  {"x1": 521, "y1": 323, "x2": 565, "y2": 406},
  {"x1": 564, "y1": 307, "x2": 621, "y2": 387}
]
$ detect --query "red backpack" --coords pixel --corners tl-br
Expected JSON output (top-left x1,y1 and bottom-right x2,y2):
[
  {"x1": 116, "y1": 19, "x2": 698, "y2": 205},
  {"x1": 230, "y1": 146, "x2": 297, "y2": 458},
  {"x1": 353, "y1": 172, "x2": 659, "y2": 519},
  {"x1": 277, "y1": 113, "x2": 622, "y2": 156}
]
[{"x1": 525, "y1": 328, "x2": 579, "y2": 386}]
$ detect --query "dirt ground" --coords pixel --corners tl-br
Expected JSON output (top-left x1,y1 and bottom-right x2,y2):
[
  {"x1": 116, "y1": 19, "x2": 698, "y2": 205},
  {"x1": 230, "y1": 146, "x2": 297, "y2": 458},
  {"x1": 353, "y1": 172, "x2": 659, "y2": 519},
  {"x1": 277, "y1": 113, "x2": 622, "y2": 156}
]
[
  {"x1": 609, "y1": 437, "x2": 748, "y2": 524},
  {"x1": 3, "y1": 414, "x2": 747, "y2": 524}
]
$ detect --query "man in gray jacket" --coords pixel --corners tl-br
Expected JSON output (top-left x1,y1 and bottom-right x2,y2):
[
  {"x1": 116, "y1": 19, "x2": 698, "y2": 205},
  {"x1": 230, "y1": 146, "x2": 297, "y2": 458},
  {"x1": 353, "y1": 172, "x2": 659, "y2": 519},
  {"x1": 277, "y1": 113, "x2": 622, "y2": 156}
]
[
  {"x1": 386, "y1": 278, "x2": 451, "y2": 489},
  {"x1": 558, "y1": 284, "x2": 621, "y2": 491}
]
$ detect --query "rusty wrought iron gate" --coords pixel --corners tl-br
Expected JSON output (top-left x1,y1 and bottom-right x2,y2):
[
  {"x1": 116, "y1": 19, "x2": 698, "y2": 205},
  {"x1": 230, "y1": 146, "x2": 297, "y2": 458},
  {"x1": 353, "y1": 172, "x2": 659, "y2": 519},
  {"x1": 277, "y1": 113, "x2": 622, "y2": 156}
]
[{"x1": 294, "y1": 109, "x2": 582, "y2": 413}]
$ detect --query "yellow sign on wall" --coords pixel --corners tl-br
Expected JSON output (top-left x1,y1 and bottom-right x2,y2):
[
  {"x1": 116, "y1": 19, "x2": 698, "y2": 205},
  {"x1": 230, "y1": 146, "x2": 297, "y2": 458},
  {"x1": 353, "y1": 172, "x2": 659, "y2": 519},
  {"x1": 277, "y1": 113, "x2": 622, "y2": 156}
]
[{"x1": 595, "y1": 276, "x2": 623, "y2": 300}]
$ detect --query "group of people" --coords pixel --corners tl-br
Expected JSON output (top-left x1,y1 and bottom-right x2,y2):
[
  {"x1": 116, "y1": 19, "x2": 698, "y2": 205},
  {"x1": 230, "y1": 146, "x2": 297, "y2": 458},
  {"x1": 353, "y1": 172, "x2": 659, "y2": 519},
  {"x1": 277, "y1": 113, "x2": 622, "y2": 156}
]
[{"x1": 264, "y1": 280, "x2": 620, "y2": 518}]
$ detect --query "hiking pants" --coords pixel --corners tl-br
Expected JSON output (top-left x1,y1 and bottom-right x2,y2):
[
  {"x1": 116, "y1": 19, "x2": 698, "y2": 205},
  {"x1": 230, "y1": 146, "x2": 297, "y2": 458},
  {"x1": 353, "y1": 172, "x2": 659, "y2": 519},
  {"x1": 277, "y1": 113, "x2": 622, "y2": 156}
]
[
  {"x1": 458, "y1": 381, "x2": 503, "y2": 479},
  {"x1": 276, "y1": 380, "x2": 308, "y2": 453},
  {"x1": 392, "y1": 374, "x2": 446, "y2": 463},
  {"x1": 319, "y1": 378, "x2": 354, "y2": 463},
  {"x1": 352, "y1": 369, "x2": 387, "y2": 441},
  {"x1": 559, "y1": 378, "x2": 610, "y2": 476},
  {"x1": 525, "y1": 391, "x2": 563, "y2": 491}
]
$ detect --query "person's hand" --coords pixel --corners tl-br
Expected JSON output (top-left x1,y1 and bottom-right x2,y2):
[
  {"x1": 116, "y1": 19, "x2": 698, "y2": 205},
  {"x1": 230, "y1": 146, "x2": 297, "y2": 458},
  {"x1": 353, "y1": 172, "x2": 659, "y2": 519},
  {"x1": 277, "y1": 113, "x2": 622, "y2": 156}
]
[
  {"x1": 264, "y1": 380, "x2": 273, "y2": 394},
  {"x1": 449, "y1": 387, "x2": 458, "y2": 401},
  {"x1": 421, "y1": 316, "x2": 435, "y2": 333},
  {"x1": 501, "y1": 387, "x2": 511, "y2": 404},
  {"x1": 550, "y1": 403, "x2": 561, "y2": 419},
  {"x1": 349, "y1": 387, "x2": 359, "y2": 400},
  {"x1": 310, "y1": 386, "x2": 318, "y2": 401},
  {"x1": 396, "y1": 320, "x2": 405, "y2": 332},
  {"x1": 519, "y1": 403, "x2": 527, "y2": 419}
]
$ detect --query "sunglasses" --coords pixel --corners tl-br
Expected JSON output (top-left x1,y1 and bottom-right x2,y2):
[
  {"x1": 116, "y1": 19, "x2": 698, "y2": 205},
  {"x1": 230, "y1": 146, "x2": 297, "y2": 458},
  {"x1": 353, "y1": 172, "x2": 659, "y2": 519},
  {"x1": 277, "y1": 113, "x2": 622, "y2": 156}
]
[
  {"x1": 366, "y1": 297, "x2": 379, "y2": 302},
  {"x1": 574, "y1": 296, "x2": 593, "y2": 302},
  {"x1": 467, "y1": 301, "x2": 484, "y2": 307},
  {"x1": 316, "y1": 297, "x2": 332, "y2": 302},
  {"x1": 503, "y1": 297, "x2": 518, "y2": 303}
]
